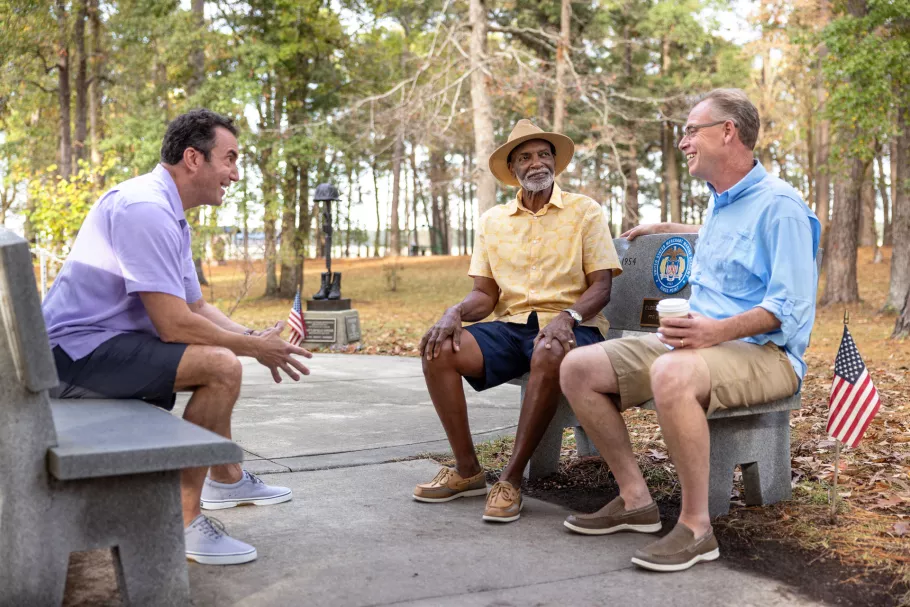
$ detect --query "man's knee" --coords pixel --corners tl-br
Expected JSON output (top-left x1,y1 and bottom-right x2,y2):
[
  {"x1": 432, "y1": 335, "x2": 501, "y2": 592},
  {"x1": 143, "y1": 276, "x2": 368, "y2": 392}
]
[
  {"x1": 649, "y1": 352, "x2": 701, "y2": 407},
  {"x1": 530, "y1": 339, "x2": 565, "y2": 377},
  {"x1": 559, "y1": 348, "x2": 587, "y2": 395},
  {"x1": 422, "y1": 338, "x2": 457, "y2": 375},
  {"x1": 205, "y1": 347, "x2": 243, "y2": 393}
]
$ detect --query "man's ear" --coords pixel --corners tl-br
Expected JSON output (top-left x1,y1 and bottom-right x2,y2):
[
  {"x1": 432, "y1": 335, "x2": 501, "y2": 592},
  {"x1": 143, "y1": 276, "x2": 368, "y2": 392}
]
[
  {"x1": 182, "y1": 147, "x2": 202, "y2": 172},
  {"x1": 508, "y1": 162, "x2": 515, "y2": 178},
  {"x1": 724, "y1": 121, "x2": 737, "y2": 145}
]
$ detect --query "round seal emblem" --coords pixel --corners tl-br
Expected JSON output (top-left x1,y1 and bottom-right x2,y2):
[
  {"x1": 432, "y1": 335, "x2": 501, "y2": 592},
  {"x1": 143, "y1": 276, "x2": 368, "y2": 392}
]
[{"x1": 652, "y1": 236, "x2": 693, "y2": 295}]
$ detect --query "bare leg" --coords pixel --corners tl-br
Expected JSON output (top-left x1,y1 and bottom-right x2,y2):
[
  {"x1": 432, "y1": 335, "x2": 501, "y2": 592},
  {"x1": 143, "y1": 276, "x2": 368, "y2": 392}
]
[
  {"x1": 174, "y1": 345, "x2": 244, "y2": 526},
  {"x1": 498, "y1": 340, "x2": 566, "y2": 487},
  {"x1": 422, "y1": 333, "x2": 485, "y2": 478},
  {"x1": 560, "y1": 345, "x2": 652, "y2": 509},
  {"x1": 649, "y1": 351, "x2": 712, "y2": 536}
]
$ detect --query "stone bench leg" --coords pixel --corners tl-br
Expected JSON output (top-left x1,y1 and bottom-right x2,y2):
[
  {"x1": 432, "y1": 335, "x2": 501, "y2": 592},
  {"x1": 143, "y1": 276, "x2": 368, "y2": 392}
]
[
  {"x1": 522, "y1": 390, "x2": 579, "y2": 481},
  {"x1": 708, "y1": 410, "x2": 792, "y2": 517}
]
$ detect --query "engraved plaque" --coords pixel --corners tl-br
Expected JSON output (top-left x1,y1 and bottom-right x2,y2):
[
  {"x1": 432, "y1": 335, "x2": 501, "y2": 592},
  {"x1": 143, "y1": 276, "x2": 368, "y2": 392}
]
[
  {"x1": 639, "y1": 298, "x2": 661, "y2": 328},
  {"x1": 304, "y1": 318, "x2": 337, "y2": 343},
  {"x1": 345, "y1": 315, "x2": 361, "y2": 341}
]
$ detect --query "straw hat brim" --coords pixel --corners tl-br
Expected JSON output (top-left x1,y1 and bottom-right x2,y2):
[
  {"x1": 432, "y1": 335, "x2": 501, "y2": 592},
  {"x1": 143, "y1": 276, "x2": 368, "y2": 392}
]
[{"x1": 488, "y1": 132, "x2": 575, "y2": 187}]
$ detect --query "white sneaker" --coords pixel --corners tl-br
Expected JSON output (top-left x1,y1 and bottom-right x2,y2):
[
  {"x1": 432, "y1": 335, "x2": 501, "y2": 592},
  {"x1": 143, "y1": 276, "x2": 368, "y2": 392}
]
[
  {"x1": 184, "y1": 515, "x2": 257, "y2": 565},
  {"x1": 201, "y1": 470, "x2": 293, "y2": 510}
]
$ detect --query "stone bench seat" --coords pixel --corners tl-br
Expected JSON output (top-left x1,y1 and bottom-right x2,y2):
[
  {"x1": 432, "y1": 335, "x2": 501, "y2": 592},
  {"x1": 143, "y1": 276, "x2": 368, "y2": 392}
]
[
  {"x1": 49, "y1": 398, "x2": 242, "y2": 480},
  {"x1": 506, "y1": 233, "x2": 818, "y2": 518}
]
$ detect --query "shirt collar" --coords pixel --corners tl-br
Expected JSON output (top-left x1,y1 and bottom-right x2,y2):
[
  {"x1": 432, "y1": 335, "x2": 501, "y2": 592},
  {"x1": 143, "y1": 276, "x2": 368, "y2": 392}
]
[
  {"x1": 509, "y1": 183, "x2": 565, "y2": 215},
  {"x1": 707, "y1": 159, "x2": 766, "y2": 209},
  {"x1": 154, "y1": 164, "x2": 187, "y2": 223}
]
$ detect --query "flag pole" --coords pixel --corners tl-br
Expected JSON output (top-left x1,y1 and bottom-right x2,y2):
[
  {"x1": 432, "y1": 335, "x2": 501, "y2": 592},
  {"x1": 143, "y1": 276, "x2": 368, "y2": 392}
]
[{"x1": 830, "y1": 309, "x2": 849, "y2": 522}]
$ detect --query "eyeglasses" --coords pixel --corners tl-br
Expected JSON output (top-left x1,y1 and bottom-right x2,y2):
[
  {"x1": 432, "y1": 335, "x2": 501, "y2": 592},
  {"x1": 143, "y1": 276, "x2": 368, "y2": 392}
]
[{"x1": 678, "y1": 120, "x2": 731, "y2": 144}]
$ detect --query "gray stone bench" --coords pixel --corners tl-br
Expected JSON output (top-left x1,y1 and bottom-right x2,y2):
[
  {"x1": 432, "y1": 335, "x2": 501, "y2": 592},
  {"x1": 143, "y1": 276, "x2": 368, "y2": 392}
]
[
  {"x1": 514, "y1": 233, "x2": 816, "y2": 518},
  {"x1": 0, "y1": 228, "x2": 243, "y2": 605}
]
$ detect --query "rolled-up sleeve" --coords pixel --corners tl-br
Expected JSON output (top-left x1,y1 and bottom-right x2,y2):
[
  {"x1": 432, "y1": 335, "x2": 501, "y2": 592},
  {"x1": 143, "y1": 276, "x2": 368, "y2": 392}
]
[
  {"x1": 111, "y1": 202, "x2": 187, "y2": 299},
  {"x1": 468, "y1": 217, "x2": 493, "y2": 278},
  {"x1": 756, "y1": 215, "x2": 816, "y2": 341}
]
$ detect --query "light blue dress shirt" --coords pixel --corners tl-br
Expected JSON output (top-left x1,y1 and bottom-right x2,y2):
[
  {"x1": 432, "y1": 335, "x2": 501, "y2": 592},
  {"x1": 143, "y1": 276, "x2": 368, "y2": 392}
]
[{"x1": 689, "y1": 160, "x2": 821, "y2": 386}]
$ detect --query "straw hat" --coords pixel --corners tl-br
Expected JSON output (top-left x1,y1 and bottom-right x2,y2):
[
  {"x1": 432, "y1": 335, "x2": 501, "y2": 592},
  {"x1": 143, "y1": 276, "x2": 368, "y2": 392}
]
[{"x1": 488, "y1": 119, "x2": 575, "y2": 187}]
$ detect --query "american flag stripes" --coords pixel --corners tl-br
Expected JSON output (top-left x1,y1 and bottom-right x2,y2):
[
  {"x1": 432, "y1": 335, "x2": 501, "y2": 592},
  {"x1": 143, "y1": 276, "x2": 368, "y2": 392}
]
[
  {"x1": 826, "y1": 326, "x2": 881, "y2": 448},
  {"x1": 287, "y1": 290, "x2": 307, "y2": 346}
]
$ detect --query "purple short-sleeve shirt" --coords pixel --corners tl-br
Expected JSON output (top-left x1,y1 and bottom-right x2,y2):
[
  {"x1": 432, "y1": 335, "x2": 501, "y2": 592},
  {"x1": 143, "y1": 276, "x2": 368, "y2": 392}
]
[{"x1": 43, "y1": 165, "x2": 203, "y2": 360}]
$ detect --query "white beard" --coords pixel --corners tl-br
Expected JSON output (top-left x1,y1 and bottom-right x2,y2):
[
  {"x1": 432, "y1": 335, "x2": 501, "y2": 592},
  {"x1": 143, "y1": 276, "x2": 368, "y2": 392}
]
[{"x1": 519, "y1": 170, "x2": 554, "y2": 192}]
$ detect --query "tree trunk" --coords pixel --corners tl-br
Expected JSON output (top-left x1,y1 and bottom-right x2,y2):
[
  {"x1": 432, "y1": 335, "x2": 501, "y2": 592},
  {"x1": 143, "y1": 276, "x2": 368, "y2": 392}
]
[
  {"x1": 263, "y1": 172, "x2": 279, "y2": 295},
  {"x1": 622, "y1": 146, "x2": 639, "y2": 233},
  {"x1": 278, "y1": 163, "x2": 299, "y2": 297},
  {"x1": 893, "y1": 289, "x2": 910, "y2": 339},
  {"x1": 814, "y1": 0, "x2": 831, "y2": 244},
  {"x1": 190, "y1": 0, "x2": 205, "y2": 96},
  {"x1": 884, "y1": 143, "x2": 894, "y2": 246},
  {"x1": 409, "y1": 145, "x2": 421, "y2": 253},
  {"x1": 295, "y1": 166, "x2": 309, "y2": 291},
  {"x1": 55, "y1": 0, "x2": 72, "y2": 181},
  {"x1": 469, "y1": 0, "x2": 497, "y2": 216},
  {"x1": 372, "y1": 161, "x2": 381, "y2": 257},
  {"x1": 859, "y1": 161, "x2": 877, "y2": 247},
  {"x1": 885, "y1": 106, "x2": 910, "y2": 312},
  {"x1": 461, "y1": 152, "x2": 470, "y2": 255},
  {"x1": 389, "y1": 132, "x2": 403, "y2": 257},
  {"x1": 876, "y1": 148, "x2": 890, "y2": 250},
  {"x1": 821, "y1": 157, "x2": 869, "y2": 305},
  {"x1": 73, "y1": 0, "x2": 88, "y2": 168},
  {"x1": 663, "y1": 121, "x2": 682, "y2": 223},
  {"x1": 88, "y1": 0, "x2": 103, "y2": 173},
  {"x1": 553, "y1": 0, "x2": 571, "y2": 135}
]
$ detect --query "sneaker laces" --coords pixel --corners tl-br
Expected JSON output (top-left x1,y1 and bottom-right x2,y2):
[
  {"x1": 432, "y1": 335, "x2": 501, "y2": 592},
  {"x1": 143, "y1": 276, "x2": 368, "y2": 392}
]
[
  {"x1": 197, "y1": 516, "x2": 226, "y2": 540},
  {"x1": 429, "y1": 467, "x2": 453, "y2": 487},
  {"x1": 244, "y1": 470, "x2": 265, "y2": 485},
  {"x1": 488, "y1": 481, "x2": 516, "y2": 504}
]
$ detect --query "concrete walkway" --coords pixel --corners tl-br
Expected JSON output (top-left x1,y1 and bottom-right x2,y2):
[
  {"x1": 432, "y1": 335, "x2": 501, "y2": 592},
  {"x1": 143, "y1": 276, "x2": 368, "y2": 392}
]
[{"x1": 176, "y1": 355, "x2": 822, "y2": 606}]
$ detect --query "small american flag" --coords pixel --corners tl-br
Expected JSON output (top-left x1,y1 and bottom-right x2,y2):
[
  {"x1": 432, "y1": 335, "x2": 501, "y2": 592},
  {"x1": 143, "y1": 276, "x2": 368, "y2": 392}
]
[
  {"x1": 826, "y1": 326, "x2": 881, "y2": 448},
  {"x1": 287, "y1": 290, "x2": 307, "y2": 346}
]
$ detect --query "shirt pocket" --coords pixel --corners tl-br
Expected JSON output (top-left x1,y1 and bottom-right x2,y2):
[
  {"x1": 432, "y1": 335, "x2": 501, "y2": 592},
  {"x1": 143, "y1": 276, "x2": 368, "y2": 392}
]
[{"x1": 710, "y1": 229, "x2": 755, "y2": 294}]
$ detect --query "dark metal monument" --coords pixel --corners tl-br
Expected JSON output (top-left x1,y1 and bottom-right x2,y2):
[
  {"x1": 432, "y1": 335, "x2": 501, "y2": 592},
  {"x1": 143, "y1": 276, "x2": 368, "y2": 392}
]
[{"x1": 303, "y1": 183, "x2": 361, "y2": 347}]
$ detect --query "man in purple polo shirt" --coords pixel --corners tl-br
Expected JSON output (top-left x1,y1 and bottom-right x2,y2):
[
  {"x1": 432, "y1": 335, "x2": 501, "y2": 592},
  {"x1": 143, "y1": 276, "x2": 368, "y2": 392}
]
[{"x1": 42, "y1": 109, "x2": 309, "y2": 566}]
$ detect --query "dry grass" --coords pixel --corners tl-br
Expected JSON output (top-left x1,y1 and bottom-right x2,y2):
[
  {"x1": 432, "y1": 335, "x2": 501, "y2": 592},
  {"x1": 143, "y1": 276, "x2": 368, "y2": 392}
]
[{"x1": 210, "y1": 247, "x2": 909, "y2": 591}]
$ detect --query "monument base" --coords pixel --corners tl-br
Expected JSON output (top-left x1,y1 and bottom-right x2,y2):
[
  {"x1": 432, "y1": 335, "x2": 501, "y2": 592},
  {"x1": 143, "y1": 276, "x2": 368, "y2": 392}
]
[
  {"x1": 300, "y1": 309, "x2": 361, "y2": 349},
  {"x1": 306, "y1": 298, "x2": 351, "y2": 311}
]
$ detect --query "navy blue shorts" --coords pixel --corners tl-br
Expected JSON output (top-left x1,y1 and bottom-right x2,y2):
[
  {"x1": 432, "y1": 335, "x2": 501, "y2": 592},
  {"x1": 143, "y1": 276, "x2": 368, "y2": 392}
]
[
  {"x1": 50, "y1": 332, "x2": 188, "y2": 410},
  {"x1": 463, "y1": 312, "x2": 604, "y2": 392}
]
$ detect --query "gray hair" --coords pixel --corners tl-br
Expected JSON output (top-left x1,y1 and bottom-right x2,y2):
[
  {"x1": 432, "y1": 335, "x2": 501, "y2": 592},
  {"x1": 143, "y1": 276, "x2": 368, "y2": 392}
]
[{"x1": 694, "y1": 89, "x2": 761, "y2": 150}]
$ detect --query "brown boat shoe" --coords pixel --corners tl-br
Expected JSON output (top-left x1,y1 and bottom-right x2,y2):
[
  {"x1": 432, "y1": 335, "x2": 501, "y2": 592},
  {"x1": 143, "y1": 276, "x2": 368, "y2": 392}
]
[
  {"x1": 482, "y1": 481, "x2": 523, "y2": 523},
  {"x1": 631, "y1": 522, "x2": 720, "y2": 572},
  {"x1": 563, "y1": 496, "x2": 662, "y2": 536},
  {"x1": 413, "y1": 467, "x2": 488, "y2": 503}
]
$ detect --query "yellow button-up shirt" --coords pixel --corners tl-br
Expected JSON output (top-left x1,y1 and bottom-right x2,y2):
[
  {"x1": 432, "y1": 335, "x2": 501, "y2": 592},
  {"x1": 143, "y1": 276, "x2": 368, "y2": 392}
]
[{"x1": 468, "y1": 184, "x2": 622, "y2": 336}]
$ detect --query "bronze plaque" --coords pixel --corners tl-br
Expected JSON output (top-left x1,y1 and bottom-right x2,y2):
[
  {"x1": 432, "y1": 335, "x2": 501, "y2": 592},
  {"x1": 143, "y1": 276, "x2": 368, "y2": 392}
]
[
  {"x1": 640, "y1": 298, "x2": 662, "y2": 328},
  {"x1": 304, "y1": 318, "x2": 337, "y2": 343},
  {"x1": 345, "y1": 315, "x2": 361, "y2": 341}
]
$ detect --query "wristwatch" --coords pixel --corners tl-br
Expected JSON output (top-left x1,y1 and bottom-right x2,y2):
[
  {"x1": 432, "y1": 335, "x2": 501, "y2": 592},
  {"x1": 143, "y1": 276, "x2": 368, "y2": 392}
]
[{"x1": 563, "y1": 309, "x2": 582, "y2": 327}]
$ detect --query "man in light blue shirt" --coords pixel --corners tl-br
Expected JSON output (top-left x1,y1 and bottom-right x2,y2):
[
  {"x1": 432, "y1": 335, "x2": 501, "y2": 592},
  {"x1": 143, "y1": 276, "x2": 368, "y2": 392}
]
[{"x1": 558, "y1": 89, "x2": 820, "y2": 572}]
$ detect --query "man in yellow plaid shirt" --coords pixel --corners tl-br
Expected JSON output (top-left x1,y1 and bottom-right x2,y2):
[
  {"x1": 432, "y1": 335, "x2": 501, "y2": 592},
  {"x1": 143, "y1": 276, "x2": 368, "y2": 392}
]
[{"x1": 412, "y1": 119, "x2": 622, "y2": 522}]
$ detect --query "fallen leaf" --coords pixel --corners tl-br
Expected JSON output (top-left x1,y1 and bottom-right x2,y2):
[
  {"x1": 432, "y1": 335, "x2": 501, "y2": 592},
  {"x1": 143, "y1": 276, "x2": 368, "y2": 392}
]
[{"x1": 892, "y1": 522, "x2": 910, "y2": 537}]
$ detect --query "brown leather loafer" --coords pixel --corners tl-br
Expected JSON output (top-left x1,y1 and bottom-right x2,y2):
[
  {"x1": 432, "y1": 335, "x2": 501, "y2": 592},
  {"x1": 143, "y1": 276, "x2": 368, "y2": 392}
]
[
  {"x1": 631, "y1": 523, "x2": 720, "y2": 572},
  {"x1": 413, "y1": 467, "x2": 487, "y2": 503},
  {"x1": 564, "y1": 496, "x2": 662, "y2": 535},
  {"x1": 482, "y1": 481, "x2": 522, "y2": 523}
]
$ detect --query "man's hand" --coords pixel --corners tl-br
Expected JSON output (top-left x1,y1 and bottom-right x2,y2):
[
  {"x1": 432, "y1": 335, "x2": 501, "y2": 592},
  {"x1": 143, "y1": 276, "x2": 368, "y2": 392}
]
[
  {"x1": 620, "y1": 223, "x2": 666, "y2": 241},
  {"x1": 250, "y1": 320, "x2": 284, "y2": 339},
  {"x1": 533, "y1": 313, "x2": 576, "y2": 351},
  {"x1": 656, "y1": 313, "x2": 727, "y2": 350},
  {"x1": 420, "y1": 306, "x2": 463, "y2": 360},
  {"x1": 253, "y1": 330, "x2": 313, "y2": 383}
]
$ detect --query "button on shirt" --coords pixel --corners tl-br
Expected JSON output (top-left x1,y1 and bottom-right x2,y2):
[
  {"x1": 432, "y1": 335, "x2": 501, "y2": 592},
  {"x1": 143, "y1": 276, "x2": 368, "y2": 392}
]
[
  {"x1": 43, "y1": 164, "x2": 203, "y2": 360},
  {"x1": 689, "y1": 161, "x2": 821, "y2": 384},
  {"x1": 468, "y1": 184, "x2": 622, "y2": 336}
]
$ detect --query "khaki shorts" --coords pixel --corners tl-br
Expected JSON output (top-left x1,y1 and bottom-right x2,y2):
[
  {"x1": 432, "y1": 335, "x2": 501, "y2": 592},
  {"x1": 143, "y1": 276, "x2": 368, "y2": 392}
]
[{"x1": 599, "y1": 334, "x2": 799, "y2": 416}]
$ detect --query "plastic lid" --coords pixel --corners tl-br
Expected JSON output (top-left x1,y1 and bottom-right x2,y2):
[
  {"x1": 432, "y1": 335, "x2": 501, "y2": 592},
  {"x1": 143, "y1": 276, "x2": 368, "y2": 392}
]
[{"x1": 656, "y1": 298, "x2": 690, "y2": 314}]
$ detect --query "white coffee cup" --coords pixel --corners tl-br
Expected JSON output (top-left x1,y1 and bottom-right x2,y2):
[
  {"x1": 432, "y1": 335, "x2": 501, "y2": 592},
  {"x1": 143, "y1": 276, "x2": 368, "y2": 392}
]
[{"x1": 656, "y1": 298, "x2": 689, "y2": 350}]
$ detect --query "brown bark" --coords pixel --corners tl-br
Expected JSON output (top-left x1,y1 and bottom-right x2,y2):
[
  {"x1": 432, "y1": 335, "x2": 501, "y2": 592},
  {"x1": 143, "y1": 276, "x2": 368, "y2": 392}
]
[
  {"x1": 885, "y1": 142, "x2": 895, "y2": 246},
  {"x1": 88, "y1": 0, "x2": 103, "y2": 173},
  {"x1": 389, "y1": 132, "x2": 403, "y2": 257},
  {"x1": 885, "y1": 106, "x2": 910, "y2": 312},
  {"x1": 469, "y1": 0, "x2": 497, "y2": 216},
  {"x1": 859, "y1": 161, "x2": 877, "y2": 247},
  {"x1": 409, "y1": 146, "x2": 421, "y2": 252},
  {"x1": 372, "y1": 161, "x2": 381, "y2": 257},
  {"x1": 821, "y1": 157, "x2": 869, "y2": 305},
  {"x1": 73, "y1": 0, "x2": 88, "y2": 168},
  {"x1": 815, "y1": 0, "x2": 831, "y2": 243},
  {"x1": 190, "y1": 0, "x2": 205, "y2": 96},
  {"x1": 893, "y1": 289, "x2": 910, "y2": 339},
  {"x1": 56, "y1": 0, "x2": 72, "y2": 181},
  {"x1": 553, "y1": 0, "x2": 571, "y2": 135},
  {"x1": 663, "y1": 122, "x2": 681, "y2": 223},
  {"x1": 295, "y1": 167, "x2": 309, "y2": 290},
  {"x1": 278, "y1": 162, "x2": 299, "y2": 297}
]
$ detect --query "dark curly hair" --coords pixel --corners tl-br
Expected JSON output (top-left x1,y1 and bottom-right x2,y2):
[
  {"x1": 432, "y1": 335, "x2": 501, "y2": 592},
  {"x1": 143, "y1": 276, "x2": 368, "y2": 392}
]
[{"x1": 160, "y1": 109, "x2": 238, "y2": 165}]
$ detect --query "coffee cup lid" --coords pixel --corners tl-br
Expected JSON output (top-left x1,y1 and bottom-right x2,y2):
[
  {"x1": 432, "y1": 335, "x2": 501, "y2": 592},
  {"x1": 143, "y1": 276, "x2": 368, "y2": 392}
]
[{"x1": 656, "y1": 298, "x2": 690, "y2": 313}]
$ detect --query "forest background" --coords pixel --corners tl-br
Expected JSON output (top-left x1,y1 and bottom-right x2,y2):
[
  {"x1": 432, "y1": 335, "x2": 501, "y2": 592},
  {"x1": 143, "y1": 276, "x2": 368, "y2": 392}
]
[{"x1": 1, "y1": 0, "x2": 909, "y2": 337}]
